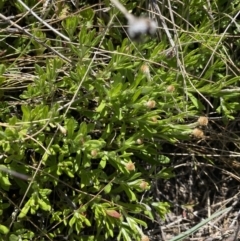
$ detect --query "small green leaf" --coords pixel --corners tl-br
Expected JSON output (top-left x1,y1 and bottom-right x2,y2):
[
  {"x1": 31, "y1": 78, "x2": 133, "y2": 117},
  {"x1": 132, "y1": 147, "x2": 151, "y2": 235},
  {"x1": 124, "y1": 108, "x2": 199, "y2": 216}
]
[
  {"x1": 80, "y1": 8, "x2": 95, "y2": 21},
  {"x1": 38, "y1": 199, "x2": 51, "y2": 211},
  {"x1": 69, "y1": 216, "x2": 76, "y2": 227},
  {"x1": 39, "y1": 188, "x2": 52, "y2": 196},
  {"x1": 21, "y1": 105, "x2": 31, "y2": 121},
  {"x1": 84, "y1": 217, "x2": 91, "y2": 227},
  {"x1": 79, "y1": 122, "x2": 88, "y2": 136},
  {"x1": 9, "y1": 234, "x2": 19, "y2": 241},
  {"x1": 66, "y1": 118, "x2": 77, "y2": 138},
  {"x1": 128, "y1": 172, "x2": 142, "y2": 181},
  {"x1": 132, "y1": 88, "x2": 142, "y2": 102},
  {"x1": 109, "y1": 82, "x2": 123, "y2": 98},
  {"x1": 62, "y1": 16, "x2": 78, "y2": 39},
  {"x1": 158, "y1": 155, "x2": 170, "y2": 164},
  {"x1": 0, "y1": 224, "x2": 9, "y2": 234},
  {"x1": 122, "y1": 185, "x2": 136, "y2": 202},
  {"x1": 120, "y1": 228, "x2": 132, "y2": 241},
  {"x1": 188, "y1": 93, "x2": 205, "y2": 110},
  {"x1": 0, "y1": 64, "x2": 6, "y2": 75},
  {"x1": 18, "y1": 201, "x2": 31, "y2": 218},
  {"x1": 0, "y1": 170, "x2": 11, "y2": 191},
  {"x1": 99, "y1": 157, "x2": 107, "y2": 169},
  {"x1": 96, "y1": 100, "x2": 106, "y2": 113},
  {"x1": 63, "y1": 167, "x2": 74, "y2": 178},
  {"x1": 104, "y1": 183, "x2": 112, "y2": 194},
  {"x1": 155, "y1": 167, "x2": 174, "y2": 179}
]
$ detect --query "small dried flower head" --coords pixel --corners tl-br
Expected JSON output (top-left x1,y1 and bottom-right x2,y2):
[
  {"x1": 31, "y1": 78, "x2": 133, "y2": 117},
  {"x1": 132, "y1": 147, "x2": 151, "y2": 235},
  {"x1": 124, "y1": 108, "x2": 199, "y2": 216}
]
[
  {"x1": 197, "y1": 116, "x2": 208, "y2": 126},
  {"x1": 140, "y1": 64, "x2": 150, "y2": 75},
  {"x1": 192, "y1": 128, "x2": 204, "y2": 138},
  {"x1": 151, "y1": 116, "x2": 158, "y2": 122},
  {"x1": 91, "y1": 150, "x2": 98, "y2": 157},
  {"x1": 146, "y1": 100, "x2": 156, "y2": 109},
  {"x1": 139, "y1": 181, "x2": 148, "y2": 190},
  {"x1": 141, "y1": 235, "x2": 150, "y2": 241},
  {"x1": 136, "y1": 138, "x2": 143, "y2": 145},
  {"x1": 166, "y1": 85, "x2": 175, "y2": 92},
  {"x1": 125, "y1": 162, "x2": 135, "y2": 171}
]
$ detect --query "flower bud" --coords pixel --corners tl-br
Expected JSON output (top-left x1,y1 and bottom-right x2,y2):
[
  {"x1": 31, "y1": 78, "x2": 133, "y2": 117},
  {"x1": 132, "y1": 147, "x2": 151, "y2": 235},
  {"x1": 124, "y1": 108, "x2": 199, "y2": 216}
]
[
  {"x1": 141, "y1": 235, "x2": 150, "y2": 241},
  {"x1": 91, "y1": 150, "x2": 98, "y2": 157},
  {"x1": 166, "y1": 85, "x2": 175, "y2": 92},
  {"x1": 125, "y1": 162, "x2": 135, "y2": 171},
  {"x1": 136, "y1": 139, "x2": 143, "y2": 145},
  {"x1": 140, "y1": 64, "x2": 150, "y2": 75},
  {"x1": 151, "y1": 116, "x2": 158, "y2": 122},
  {"x1": 146, "y1": 100, "x2": 156, "y2": 109},
  {"x1": 139, "y1": 181, "x2": 148, "y2": 190},
  {"x1": 192, "y1": 128, "x2": 204, "y2": 138},
  {"x1": 197, "y1": 116, "x2": 208, "y2": 126}
]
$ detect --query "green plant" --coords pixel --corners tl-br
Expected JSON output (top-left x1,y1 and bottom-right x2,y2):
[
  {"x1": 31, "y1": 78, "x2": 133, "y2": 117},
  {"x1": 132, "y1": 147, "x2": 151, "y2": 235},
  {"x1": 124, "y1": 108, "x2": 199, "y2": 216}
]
[{"x1": 0, "y1": 0, "x2": 240, "y2": 240}]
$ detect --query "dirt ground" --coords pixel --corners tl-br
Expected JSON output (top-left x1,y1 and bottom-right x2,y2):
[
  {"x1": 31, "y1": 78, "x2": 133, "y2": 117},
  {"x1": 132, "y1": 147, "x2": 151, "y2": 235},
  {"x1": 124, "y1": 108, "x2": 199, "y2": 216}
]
[{"x1": 146, "y1": 117, "x2": 240, "y2": 241}]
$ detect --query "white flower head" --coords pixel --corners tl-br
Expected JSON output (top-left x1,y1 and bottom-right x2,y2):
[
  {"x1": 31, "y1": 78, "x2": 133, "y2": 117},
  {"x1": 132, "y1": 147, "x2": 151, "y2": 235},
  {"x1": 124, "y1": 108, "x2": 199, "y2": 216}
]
[
  {"x1": 128, "y1": 17, "x2": 157, "y2": 39},
  {"x1": 111, "y1": 0, "x2": 157, "y2": 40}
]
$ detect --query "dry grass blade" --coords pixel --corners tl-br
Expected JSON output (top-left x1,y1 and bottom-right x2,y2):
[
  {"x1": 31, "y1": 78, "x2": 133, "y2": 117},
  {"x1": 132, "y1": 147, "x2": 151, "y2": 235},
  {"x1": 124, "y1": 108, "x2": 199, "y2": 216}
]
[
  {"x1": 0, "y1": 165, "x2": 31, "y2": 180},
  {"x1": 17, "y1": 0, "x2": 70, "y2": 42},
  {"x1": 169, "y1": 206, "x2": 233, "y2": 241},
  {"x1": 0, "y1": 13, "x2": 71, "y2": 63}
]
